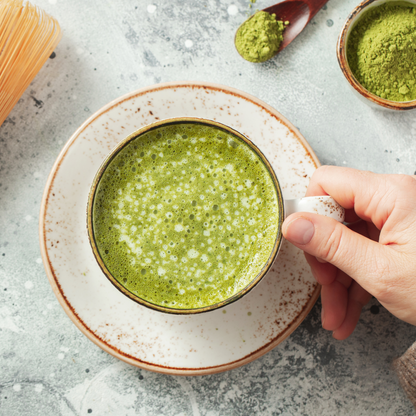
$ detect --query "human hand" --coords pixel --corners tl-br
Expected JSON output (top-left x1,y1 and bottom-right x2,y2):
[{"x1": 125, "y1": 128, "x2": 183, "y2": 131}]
[{"x1": 282, "y1": 166, "x2": 416, "y2": 340}]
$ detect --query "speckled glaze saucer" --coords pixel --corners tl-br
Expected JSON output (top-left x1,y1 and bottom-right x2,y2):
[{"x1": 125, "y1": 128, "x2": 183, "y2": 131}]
[{"x1": 39, "y1": 81, "x2": 320, "y2": 375}]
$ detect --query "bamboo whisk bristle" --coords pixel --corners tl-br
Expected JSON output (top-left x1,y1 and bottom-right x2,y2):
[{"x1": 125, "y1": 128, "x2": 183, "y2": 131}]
[{"x1": 0, "y1": 0, "x2": 62, "y2": 126}]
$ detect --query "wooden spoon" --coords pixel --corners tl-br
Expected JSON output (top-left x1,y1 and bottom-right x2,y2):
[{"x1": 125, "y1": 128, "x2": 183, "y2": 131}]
[{"x1": 236, "y1": 0, "x2": 329, "y2": 61}]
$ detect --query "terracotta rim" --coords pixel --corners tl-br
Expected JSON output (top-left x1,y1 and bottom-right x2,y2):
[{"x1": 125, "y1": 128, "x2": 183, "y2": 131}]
[
  {"x1": 336, "y1": 0, "x2": 416, "y2": 111},
  {"x1": 39, "y1": 81, "x2": 321, "y2": 375},
  {"x1": 87, "y1": 117, "x2": 285, "y2": 315}
]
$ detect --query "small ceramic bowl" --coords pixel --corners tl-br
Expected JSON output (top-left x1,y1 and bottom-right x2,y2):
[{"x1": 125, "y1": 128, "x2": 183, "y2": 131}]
[{"x1": 337, "y1": 0, "x2": 416, "y2": 111}]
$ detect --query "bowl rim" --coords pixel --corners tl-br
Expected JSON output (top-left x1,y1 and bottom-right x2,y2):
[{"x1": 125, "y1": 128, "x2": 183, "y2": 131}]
[
  {"x1": 336, "y1": 0, "x2": 416, "y2": 111},
  {"x1": 86, "y1": 116, "x2": 285, "y2": 315}
]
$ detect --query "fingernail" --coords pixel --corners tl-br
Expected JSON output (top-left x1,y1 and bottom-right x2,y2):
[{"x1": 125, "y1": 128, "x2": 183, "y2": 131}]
[{"x1": 286, "y1": 218, "x2": 315, "y2": 245}]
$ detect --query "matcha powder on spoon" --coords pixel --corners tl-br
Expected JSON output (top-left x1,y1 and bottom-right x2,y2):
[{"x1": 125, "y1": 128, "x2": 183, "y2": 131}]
[{"x1": 236, "y1": 11, "x2": 288, "y2": 62}]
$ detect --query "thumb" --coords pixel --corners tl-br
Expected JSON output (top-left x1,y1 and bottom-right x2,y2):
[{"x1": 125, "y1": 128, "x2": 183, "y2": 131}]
[{"x1": 282, "y1": 212, "x2": 389, "y2": 294}]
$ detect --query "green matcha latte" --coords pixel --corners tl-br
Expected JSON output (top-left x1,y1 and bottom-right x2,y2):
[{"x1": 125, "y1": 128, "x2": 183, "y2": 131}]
[{"x1": 91, "y1": 122, "x2": 280, "y2": 310}]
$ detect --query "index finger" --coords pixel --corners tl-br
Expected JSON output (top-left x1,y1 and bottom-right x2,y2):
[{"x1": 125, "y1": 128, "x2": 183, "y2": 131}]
[{"x1": 305, "y1": 166, "x2": 416, "y2": 231}]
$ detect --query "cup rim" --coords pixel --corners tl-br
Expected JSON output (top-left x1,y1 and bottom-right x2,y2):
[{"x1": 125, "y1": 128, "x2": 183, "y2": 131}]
[
  {"x1": 336, "y1": 0, "x2": 416, "y2": 111},
  {"x1": 87, "y1": 117, "x2": 285, "y2": 315}
]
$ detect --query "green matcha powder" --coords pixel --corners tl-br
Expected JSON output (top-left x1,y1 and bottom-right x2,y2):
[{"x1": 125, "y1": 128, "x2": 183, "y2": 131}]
[
  {"x1": 236, "y1": 11, "x2": 288, "y2": 63},
  {"x1": 347, "y1": 2, "x2": 416, "y2": 102}
]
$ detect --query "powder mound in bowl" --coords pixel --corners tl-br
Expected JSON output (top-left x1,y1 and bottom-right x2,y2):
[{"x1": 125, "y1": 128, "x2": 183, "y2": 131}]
[
  {"x1": 235, "y1": 11, "x2": 287, "y2": 63},
  {"x1": 347, "y1": 2, "x2": 416, "y2": 102}
]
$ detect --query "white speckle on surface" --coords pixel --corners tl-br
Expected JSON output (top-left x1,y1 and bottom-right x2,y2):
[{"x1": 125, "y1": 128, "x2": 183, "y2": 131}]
[
  {"x1": 0, "y1": 307, "x2": 22, "y2": 333},
  {"x1": 13, "y1": 384, "x2": 21, "y2": 392},
  {"x1": 72, "y1": 95, "x2": 77, "y2": 100},
  {"x1": 47, "y1": 303, "x2": 54, "y2": 309},
  {"x1": 24, "y1": 281, "x2": 34, "y2": 290},
  {"x1": 25, "y1": 215, "x2": 32, "y2": 222},
  {"x1": 76, "y1": 48, "x2": 84, "y2": 55},
  {"x1": 227, "y1": 5, "x2": 238, "y2": 15},
  {"x1": 147, "y1": 4, "x2": 156, "y2": 13},
  {"x1": 33, "y1": 172, "x2": 41, "y2": 178},
  {"x1": 34, "y1": 384, "x2": 43, "y2": 393},
  {"x1": 60, "y1": 346, "x2": 69, "y2": 352},
  {"x1": 177, "y1": 377, "x2": 201, "y2": 416},
  {"x1": 49, "y1": 0, "x2": 57, "y2": 4},
  {"x1": 185, "y1": 39, "x2": 193, "y2": 48},
  {"x1": 36, "y1": 258, "x2": 42, "y2": 264},
  {"x1": 58, "y1": 353, "x2": 65, "y2": 360}
]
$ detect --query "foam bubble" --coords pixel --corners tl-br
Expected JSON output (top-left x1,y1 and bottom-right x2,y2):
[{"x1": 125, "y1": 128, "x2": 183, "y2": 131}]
[{"x1": 187, "y1": 249, "x2": 199, "y2": 258}]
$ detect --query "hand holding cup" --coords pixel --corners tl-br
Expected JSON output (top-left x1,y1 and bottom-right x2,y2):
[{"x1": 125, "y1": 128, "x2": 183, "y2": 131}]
[{"x1": 283, "y1": 166, "x2": 416, "y2": 339}]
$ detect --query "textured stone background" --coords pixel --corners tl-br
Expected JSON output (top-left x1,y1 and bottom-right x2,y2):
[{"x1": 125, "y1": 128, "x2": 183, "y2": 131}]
[{"x1": 1, "y1": 0, "x2": 416, "y2": 415}]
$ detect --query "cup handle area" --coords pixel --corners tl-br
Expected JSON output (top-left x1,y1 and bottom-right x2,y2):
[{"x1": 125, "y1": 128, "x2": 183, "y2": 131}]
[{"x1": 284, "y1": 196, "x2": 345, "y2": 223}]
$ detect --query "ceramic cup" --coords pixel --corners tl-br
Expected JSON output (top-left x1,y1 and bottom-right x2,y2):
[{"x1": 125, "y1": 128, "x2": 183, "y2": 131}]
[
  {"x1": 87, "y1": 118, "x2": 344, "y2": 314},
  {"x1": 337, "y1": 0, "x2": 416, "y2": 111}
]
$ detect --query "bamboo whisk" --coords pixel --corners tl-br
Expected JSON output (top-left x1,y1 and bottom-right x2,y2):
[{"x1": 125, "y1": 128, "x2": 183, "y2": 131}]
[{"x1": 0, "y1": 0, "x2": 61, "y2": 126}]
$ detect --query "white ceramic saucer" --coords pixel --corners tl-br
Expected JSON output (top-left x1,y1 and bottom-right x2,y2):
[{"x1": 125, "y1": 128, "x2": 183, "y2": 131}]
[{"x1": 39, "y1": 81, "x2": 320, "y2": 375}]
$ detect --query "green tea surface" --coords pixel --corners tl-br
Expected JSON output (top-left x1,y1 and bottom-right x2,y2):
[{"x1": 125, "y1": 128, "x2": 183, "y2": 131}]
[{"x1": 93, "y1": 123, "x2": 280, "y2": 309}]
